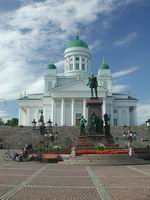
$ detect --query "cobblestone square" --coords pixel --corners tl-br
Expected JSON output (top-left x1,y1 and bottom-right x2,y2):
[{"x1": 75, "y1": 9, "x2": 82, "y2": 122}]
[{"x1": 0, "y1": 157, "x2": 150, "y2": 200}]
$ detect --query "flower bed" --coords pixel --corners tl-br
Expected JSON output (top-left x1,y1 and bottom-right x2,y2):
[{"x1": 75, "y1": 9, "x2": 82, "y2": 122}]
[
  {"x1": 42, "y1": 153, "x2": 63, "y2": 162},
  {"x1": 76, "y1": 149, "x2": 128, "y2": 155}
]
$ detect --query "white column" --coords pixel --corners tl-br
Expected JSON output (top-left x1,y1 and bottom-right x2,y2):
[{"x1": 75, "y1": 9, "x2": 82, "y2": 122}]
[
  {"x1": 61, "y1": 98, "x2": 65, "y2": 126},
  {"x1": 110, "y1": 105, "x2": 113, "y2": 126},
  {"x1": 21, "y1": 108, "x2": 26, "y2": 126},
  {"x1": 27, "y1": 108, "x2": 31, "y2": 126},
  {"x1": 19, "y1": 107, "x2": 22, "y2": 126},
  {"x1": 126, "y1": 107, "x2": 130, "y2": 126},
  {"x1": 80, "y1": 56, "x2": 82, "y2": 70},
  {"x1": 73, "y1": 56, "x2": 75, "y2": 70},
  {"x1": 71, "y1": 99, "x2": 75, "y2": 126},
  {"x1": 130, "y1": 107, "x2": 137, "y2": 126},
  {"x1": 118, "y1": 108, "x2": 122, "y2": 126},
  {"x1": 83, "y1": 98, "x2": 86, "y2": 119},
  {"x1": 85, "y1": 57, "x2": 87, "y2": 71},
  {"x1": 88, "y1": 57, "x2": 90, "y2": 72},
  {"x1": 43, "y1": 105, "x2": 46, "y2": 123},
  {"x1": 102, "y1": 98, "x2": 106, "y2": 117},
  {"x1": 51, "y1": 98, "x2": 55, "y2": 124},
  {"x1": 133, "y1": 107, "x2": 137, "y2": 125}
]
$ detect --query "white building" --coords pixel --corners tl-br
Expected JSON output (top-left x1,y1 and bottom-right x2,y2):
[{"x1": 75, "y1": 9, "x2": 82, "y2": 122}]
[{"x1": 18, "y1": 34, "x2": 138, "y2": 127}]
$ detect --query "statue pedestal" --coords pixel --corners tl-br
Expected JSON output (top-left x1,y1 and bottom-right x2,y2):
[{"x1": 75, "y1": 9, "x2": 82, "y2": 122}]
[
  {"x1": 76, "y1": 98, "x2": 116, "y2": 148},
  {"x1": 71, "y1": 146, "x2": 76, "y2": 158},
  {"x1": 86, "y1": 98, "x2": 103, "y2": 120},
  {"x1": 76, "y1": 135, "x2": 117, "y2": 148},
  {"x1": 86, "y1": 98, "x2": 103, "y2": 136}
]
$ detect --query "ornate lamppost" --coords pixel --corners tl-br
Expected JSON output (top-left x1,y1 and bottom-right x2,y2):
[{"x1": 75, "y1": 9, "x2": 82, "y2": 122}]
[
  {"x1": 123, "y1": 129, "x2": 137, "y2": 148},
  {"x1": 146, "y1": 119, "x2": 150, "y2": 131},
  {"x1": 32, "y1": 111, "x2": 56, "y2": 152},
  {"x1": 123, "y1": 128, "x2": 137, "y2": 156}
]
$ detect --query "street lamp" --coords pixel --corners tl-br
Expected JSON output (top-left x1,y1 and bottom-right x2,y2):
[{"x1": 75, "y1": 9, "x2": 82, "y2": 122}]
[
  {"x1": 123, "y1": 130, "x2": 136, "y2": 148},
  {"x1": 146, "y1": 119, "x2": 150, "y2": 131},
  {"x1": 123, "y1": 129, "x2": 137, "y2": 156},
  {"x1": 31, "y1": 111, "x2": 57, "y2": 152}
]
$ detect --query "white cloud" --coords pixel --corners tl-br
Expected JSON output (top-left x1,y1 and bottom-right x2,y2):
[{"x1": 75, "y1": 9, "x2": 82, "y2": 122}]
[
  {"x1": 137, "y1": 102, "x2": 150, "y2": 125},
  {"x1": 27, "y1": 77, "x2": 44, "y2": 94},
  {"x1": 112, "y1": 66, "x2": 140, "y2": 93},
  {"x1": 114, "y1": 32, "x2": 138, "y2": 46},
  {"x1": 0, "y1": 110, "x2": 11, "y2": 121},
  {"x1": 112, "y1": 66, "x2": 140, "y2": 79},
  {"x1": 112, "y1": 84, "x2": 129, "y2": 93},
  {"x1": 89, "y1": 40, "x2": 103, "y2": 51},
  {"x1": 55, "y1": 60, "x2": 64, "y2": 74},
  {"x1": 0, "y1": 0, "x2": 142, "y2": 102}
]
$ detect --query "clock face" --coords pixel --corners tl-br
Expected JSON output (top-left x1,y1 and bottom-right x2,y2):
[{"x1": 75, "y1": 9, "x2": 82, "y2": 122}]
[{"x1": 75, "y1": 57, "x2": 79, "y2": 61}]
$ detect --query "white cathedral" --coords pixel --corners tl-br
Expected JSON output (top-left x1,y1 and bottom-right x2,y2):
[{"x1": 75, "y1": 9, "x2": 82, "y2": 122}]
[{"x1": 18, "y1": 34, "x2": 138, "y2": 127}]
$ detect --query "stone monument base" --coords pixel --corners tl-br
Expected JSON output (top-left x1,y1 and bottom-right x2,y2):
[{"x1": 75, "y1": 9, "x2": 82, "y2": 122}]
[{"x1": 76, "y1": 135, "x2": 117, "y2": 148}]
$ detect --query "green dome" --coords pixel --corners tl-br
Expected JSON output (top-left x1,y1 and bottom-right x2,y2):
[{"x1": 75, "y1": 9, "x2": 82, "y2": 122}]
[
  {"x1": 100, "y1": 63, "x2": 110, "y2": 70},
  {"x1": 65, "y1": 35, "x2": 89, "y2": 49},
  {"x1": 47, "y1": 64, "x2": 57, "y2": 69}
]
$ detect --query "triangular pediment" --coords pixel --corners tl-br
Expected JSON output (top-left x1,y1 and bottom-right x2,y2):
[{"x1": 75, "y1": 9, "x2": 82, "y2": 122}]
[
  {"x1": 48, "y1": 80, "x2": 108, "y2": 98},
  {"x1": 52, "y1": 80, "x2": 88, "y2": 92}
]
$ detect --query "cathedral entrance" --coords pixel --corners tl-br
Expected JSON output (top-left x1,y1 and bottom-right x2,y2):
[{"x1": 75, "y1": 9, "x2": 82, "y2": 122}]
[{"x1": 76, "y1": 113, "x2": 82, "y2": 126}]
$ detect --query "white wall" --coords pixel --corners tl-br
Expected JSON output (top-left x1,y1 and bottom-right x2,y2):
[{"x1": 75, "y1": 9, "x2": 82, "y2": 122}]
[
  {"x1": 55, "y1": 101, "x2": 61, "y2": 126},
  {"x1": 65, "y1": 100, "x2": 71, "y2": 126}
]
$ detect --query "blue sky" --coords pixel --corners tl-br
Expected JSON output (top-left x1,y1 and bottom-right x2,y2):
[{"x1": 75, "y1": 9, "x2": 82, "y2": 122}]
[{"x1": 0, "y1": 0, "x2": 150, "y2": 124}]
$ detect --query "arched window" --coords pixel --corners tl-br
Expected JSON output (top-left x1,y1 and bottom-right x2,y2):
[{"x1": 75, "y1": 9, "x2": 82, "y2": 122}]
[
  {"x1": 82, "y1": 64, "x2": 85, "y2": 70},
  {"x1": 75, "y1": 57, "x2": 80, "y2": 61},
  {"x1": 70, "y1": 64, "x2": 73, "y2": 70},
  {"x1": 66, "y1": 64, "x2": 69, "y2": 71},
  {"x1": 76, "y1": 63, "x2": 79, "y2": 70}
]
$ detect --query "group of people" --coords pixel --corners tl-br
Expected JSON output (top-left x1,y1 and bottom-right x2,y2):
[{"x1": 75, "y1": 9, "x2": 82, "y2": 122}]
[
  {"x1": 88, "y1": 112, "x2": 103, "y2": 134},
  {"x1": 13, "y1": 142, "x2": 33, "y2": 161},
  {"x1": 79, "y1": 112, "x2": 110, "y2": 135}
]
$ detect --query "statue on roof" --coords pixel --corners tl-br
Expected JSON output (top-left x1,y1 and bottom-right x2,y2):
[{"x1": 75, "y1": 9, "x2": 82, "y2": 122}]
[{"x1": 87, "y1": 74, "x2": 98, "y2": 98}]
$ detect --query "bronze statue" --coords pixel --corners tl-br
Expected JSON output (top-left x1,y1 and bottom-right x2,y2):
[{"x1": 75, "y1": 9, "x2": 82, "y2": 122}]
[
  {"x1": 96, "y1": 116, "x2": 103, "y2": 134},
  {"x1": 87, "y1": 74, "x2": 98, "y2": 98},
  {"x1": 103, "y1": 113, "x2": 110, "y2": 135},
  {"x1": 88, "y1": 112, "x2": 97, "y2": 133},
  {"x1": 39, "y1": 111, "x2": 44, "y2": 123},
  {"x1": 79, "y1": 116, "x2": 87, "y2": 135}
]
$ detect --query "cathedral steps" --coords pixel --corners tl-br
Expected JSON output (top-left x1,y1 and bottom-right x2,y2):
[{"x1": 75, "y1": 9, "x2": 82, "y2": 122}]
[
  {"x1": 66, "y1": 154, "x2": 150, "y2": 166},
  {"x1": 0, "y1": 125, "x2": 149, "y2": 149}
]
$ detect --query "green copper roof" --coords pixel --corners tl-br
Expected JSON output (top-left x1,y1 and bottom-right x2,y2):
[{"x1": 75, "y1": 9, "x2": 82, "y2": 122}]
[
  {"x1": 100, "y1": 63, "x2": 110, "y2": 69},
  {"x1": 47, "y1": 64, "x2": 57, "y2": 69},
  {"x1": 65, "y1": 35, "x2": 89, "y2": 49}
]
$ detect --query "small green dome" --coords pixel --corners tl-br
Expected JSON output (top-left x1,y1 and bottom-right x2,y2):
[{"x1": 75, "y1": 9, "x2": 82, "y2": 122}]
[
  {"x1": 47, "y1": 64, "x2": 57, "y2": 69},
  {"x1": 65, "y1": 35, "x2": 89, "y2": 49},
  {"x1": 100, "y1": 63, "x2": 110, "y2": 70}
]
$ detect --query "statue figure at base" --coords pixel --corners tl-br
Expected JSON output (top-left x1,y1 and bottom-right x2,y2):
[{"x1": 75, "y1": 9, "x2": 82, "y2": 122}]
[
  {"x1": 103, "y1": 113, "x2": 110, "y2": 136},
  {"x1": 87, "y1": 74, "x2": 98, "y2": 98},
  {"x1": 96, "y1": 116, "x2": 103, "y2": 134},
  {"x1": 88, "y1": 112, "x2": 97, "y2": 134},
  {"x1": 79, "y1": 116, "x2": 87, "y2": 135}
]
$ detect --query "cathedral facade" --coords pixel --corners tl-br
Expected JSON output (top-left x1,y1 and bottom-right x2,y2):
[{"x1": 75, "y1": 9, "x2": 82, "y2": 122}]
[{"x1": 18, "y1": 34, "x2": 137, "y2": 127}]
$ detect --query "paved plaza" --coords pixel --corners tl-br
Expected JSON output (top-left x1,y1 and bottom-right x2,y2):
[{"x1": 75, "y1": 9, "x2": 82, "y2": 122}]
[{"x1": 0, "y1": 153, "x2": 150, "y2": 200}]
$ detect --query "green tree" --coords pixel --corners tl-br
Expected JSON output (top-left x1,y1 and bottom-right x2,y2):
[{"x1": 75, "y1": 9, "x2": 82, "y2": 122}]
[
  {"x1": 5, "y1": 118, "x2": 18, "y2": 126},
  {"x1": 0, "y1": 118, "x2": 4, "y2": 126}
]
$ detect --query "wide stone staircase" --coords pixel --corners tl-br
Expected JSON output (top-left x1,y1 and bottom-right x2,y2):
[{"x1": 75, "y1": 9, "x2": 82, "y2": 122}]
[
  {"x1": 0, "y1": 126, "x2": 80, "y2": 149},
  {"x1": 0, "y1": 125, "x2": 149, "y2": 149},
  {"x1": 65, "y1": 154, "x2": 150, "y2": 166}
]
